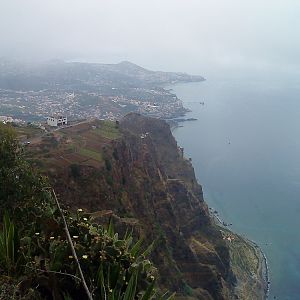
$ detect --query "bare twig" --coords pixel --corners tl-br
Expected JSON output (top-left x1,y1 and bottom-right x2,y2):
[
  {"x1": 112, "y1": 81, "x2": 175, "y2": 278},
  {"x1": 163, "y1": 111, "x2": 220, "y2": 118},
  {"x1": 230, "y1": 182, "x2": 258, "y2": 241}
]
[
  {"x1": 51, "y1": 189, "x2": 93, "y2": 300},
  {"x1": 23, "y1": 265, "x2": 82, "y2": 281}
]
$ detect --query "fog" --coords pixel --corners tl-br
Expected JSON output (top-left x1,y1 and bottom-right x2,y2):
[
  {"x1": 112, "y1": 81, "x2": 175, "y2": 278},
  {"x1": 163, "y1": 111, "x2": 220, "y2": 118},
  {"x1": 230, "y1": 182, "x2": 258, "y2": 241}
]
[{"x1": 1, "y1": 0, "x2": 300, "y2": 76}]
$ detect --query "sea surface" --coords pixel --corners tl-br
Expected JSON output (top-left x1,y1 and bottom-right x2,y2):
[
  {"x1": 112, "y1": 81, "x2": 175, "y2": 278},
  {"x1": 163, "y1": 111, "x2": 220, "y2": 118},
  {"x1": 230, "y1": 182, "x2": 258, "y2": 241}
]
[{"x1": 171, "y1": 75, "x2": 300, "y2": 300}]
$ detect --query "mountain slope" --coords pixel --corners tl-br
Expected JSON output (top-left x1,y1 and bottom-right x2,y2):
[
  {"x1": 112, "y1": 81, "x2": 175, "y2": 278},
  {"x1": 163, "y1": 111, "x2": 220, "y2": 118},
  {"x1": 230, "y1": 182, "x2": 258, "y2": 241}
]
[
  {"x1": 24, "y1": 114, "x2": 265, "y2": 299},
  {"x1": 0, "y1": 59, "x2": 204, "y2": 91}
]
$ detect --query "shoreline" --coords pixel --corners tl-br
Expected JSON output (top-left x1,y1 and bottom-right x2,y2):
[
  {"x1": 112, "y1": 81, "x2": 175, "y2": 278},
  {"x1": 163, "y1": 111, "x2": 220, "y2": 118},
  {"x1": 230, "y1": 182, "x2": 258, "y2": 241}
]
[
  {"x1": 210, "y1": 210, "x2": 270, "y2": 299},
  {"x1": 243, "y1": 236, "x2": 270, "y2": 299},
  {"x1": 169, "y1": 80, "x2": 270, "y2": 298}
]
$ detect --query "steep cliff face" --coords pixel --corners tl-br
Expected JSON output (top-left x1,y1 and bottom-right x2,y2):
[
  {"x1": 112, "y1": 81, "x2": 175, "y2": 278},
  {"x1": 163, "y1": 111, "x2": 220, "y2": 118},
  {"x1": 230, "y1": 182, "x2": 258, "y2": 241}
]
[
  {"x1": 118, "y1": 114, "x2": 234, "y2": 299},
  {"x1": 28, "y1": 114, "x2": 235, "y2": 299}
]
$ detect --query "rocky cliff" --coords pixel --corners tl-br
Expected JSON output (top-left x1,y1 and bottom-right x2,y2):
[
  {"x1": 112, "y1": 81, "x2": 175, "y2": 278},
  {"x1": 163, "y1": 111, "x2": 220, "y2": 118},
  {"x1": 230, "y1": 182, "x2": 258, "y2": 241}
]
[{"x1": 26, "y1": 114, "x2": 237, "y2": 299}]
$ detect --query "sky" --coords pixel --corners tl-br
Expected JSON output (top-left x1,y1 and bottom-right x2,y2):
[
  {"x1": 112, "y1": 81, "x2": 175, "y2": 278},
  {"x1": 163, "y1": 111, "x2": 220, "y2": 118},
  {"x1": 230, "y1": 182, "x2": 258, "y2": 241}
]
[{"x1": 1, "y1": 0, "x2": 300, "y2": 76}]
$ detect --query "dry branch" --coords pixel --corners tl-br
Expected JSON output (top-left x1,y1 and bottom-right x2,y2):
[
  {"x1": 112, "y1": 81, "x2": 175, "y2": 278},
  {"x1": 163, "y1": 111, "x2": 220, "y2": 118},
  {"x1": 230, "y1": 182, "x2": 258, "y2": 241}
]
[{"x1": 52, "y1": 189, "x2": 93, "y2": 300}]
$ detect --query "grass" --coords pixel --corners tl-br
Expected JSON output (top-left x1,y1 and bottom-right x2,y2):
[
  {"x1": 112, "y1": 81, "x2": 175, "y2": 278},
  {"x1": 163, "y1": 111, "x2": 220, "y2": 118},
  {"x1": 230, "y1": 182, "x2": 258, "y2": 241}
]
[
  {"x1": 94, "y1": 121, "x2": 121, "y2": 140},
  {"x1": 79, "y1": 147, "x2": 102, "y2": 162},
  {"x1": 15, "y1": 126, "x2": 43, "y2": 139}
]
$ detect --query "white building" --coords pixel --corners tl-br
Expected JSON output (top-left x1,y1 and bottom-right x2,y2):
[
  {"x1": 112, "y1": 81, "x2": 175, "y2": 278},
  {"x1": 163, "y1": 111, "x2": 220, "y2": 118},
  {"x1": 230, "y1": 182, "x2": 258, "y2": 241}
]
[
  {"x1": 47, "y1": 116, "x2": 67, "y2": 127},
  {"x1": 0, "y1": 116, "x2": 13, "y2": 124}
]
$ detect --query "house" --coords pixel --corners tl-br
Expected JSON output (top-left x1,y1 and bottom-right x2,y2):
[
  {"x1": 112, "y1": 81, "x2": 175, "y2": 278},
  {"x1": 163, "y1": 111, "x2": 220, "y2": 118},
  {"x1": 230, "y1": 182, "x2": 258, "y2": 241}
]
[
  {"x1": 0, "y1": 116, "x2": 13, "y2": 124},
  {"x1": 47, "y1": 115, "x2": 67, "y2": 127}
]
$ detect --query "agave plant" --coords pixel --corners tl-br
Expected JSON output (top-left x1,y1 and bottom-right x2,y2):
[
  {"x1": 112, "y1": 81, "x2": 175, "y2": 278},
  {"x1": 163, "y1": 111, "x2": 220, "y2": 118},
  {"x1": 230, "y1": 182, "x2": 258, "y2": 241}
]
[{"x1": 0, "y1": 212, "x2": 21, "y2": 276}]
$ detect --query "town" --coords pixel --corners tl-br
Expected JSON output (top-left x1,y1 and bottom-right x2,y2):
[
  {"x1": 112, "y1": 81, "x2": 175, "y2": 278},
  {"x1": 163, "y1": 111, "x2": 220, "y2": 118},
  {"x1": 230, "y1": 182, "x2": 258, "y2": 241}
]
[
  {"x1": 0, "y1": 87, "x2": 187, "y2": 125},
  {"x1": 0, "y1": 60, "x2": 202, "y2": 125}
]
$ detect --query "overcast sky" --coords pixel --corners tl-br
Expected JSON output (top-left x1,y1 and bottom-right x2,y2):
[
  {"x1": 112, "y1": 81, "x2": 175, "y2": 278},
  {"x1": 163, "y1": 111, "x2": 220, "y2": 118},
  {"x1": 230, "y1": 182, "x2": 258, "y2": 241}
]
[{"x1": 1, "y1": 0, "x2": 300, "y2": 76}]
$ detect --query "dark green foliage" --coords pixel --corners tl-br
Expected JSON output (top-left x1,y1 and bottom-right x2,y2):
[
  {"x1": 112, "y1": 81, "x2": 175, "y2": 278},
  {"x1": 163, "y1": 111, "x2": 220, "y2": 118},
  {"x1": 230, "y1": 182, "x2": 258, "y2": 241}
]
[
  {"x1": 70, "y1": 164, "x2": 81, "y2": 178},
  {"x1": 106, "y1": 175, "x2": 113, "y2": 186},
  {"x1": 0, "y1": 212, "x2": 21, "y2": 276},
  {"x1": 0, "y1": 123, "x2": 49, "y2": 215},
  {"x1": 105, "y1": 158, "x2": 112, "y2": 171},
  {"x1": 0, "y1": 124, "x2": 20, "y2": 166},
  {"x1": 182, "y1": 283, "x2": 193, "y2": 296},
  {"x1": 113, "y1": 149, "x2": 119, "y2": 161},
  {"x1": 14, "y1": 207, "x2": 159, "y2": 299}
]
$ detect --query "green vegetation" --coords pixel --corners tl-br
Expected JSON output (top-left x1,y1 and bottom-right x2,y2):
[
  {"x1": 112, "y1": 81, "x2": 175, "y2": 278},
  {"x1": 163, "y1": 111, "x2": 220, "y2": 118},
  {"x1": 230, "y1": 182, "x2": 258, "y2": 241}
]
[
  {"x1": 0, "y1": 213, "x2": 21, "y2": 277},
  {"x1": 70, "y1": 164, "x2": 81, "y2": 178},
  {"x1": 79, "y1": 147, "x2": 102, "y2": 162},
  {"x1": 0, "y1": 124, "x2": 49, "y2": 213},
  {"x1": 95, "y1": 121, "x2": 121, "y2": 140},
  {"x1": 105, "y1": 158, "x2": 112, "y2": 171},
  {"x1": 0, "y1": 123, "x2": 174, "y2": 300},
  {"x1": 14, "y1": 124, "x2": 43, "y2": 139}
]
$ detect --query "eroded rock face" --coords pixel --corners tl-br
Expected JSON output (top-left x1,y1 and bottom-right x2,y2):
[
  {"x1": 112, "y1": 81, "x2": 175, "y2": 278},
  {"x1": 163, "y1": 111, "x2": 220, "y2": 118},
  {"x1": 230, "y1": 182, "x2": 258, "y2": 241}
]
[{"x1": 47, "y1": 113, "x2": 235, "y2": 299}]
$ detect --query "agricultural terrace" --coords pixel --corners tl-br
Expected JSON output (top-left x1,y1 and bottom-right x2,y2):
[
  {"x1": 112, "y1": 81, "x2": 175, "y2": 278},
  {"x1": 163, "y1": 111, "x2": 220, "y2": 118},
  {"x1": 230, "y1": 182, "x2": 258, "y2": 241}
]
[{"x1": 24, "y1": 120, "x2": 122, "y2": 171}]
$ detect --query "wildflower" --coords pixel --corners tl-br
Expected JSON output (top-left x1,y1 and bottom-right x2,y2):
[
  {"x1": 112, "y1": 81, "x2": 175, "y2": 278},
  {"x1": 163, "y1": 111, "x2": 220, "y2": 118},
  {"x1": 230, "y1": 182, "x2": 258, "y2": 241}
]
[
  {"x1": 69, "y1": 255, "x2": 73, "y2": 259},
  {"x1": 35, "y1": 232, "x2": 40, "y2": 236},
  {"x1": 73, "y1": 235, "x2": 79, "y2": 239},
  {"x1": 77, "y1": 208, "x2": 83, "y2": 212},
  {"x1": 82, "y1": 255, "x2": 88, "y2": 259},
  {"x1": 83, "y1": 217, "x2": 88, "y2": 221},
  {"x1": 49, "y1": 236, "x2": 55, "y2": 240},
  {"x1": 150, "y1": 275, "x2": 155, "y2": 281}
]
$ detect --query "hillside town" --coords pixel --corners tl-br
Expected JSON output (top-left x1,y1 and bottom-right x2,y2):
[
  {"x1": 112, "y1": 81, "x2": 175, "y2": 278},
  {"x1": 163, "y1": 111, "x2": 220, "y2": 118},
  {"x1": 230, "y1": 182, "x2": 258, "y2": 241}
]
[
  {"x1": 0, "y1": 88, "x2": 187, "y2": 124},
  {"x1": 0, "y1": 60, "x2": 204, "y2": 125}
]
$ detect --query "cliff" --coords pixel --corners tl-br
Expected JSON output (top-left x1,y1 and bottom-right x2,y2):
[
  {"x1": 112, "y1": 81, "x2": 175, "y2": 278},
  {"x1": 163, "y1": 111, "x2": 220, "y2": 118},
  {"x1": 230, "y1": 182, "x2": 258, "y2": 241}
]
[{"x1": 25, "y1": 114, "x2": 264, "y2": 299}]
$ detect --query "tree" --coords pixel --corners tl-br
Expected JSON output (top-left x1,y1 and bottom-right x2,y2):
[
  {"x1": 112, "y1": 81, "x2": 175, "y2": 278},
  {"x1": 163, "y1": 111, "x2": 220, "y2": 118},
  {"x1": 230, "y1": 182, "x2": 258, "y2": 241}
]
[{"x1": 0, "y1": 124, "x2": 49, "y2": 214}]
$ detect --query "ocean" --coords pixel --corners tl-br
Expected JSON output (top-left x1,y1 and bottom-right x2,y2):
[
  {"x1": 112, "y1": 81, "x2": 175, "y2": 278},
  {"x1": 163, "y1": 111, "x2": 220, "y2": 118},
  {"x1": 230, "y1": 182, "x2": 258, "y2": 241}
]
[{"x1": 171, "y1": 74, "x2": 300, "y2": 300}]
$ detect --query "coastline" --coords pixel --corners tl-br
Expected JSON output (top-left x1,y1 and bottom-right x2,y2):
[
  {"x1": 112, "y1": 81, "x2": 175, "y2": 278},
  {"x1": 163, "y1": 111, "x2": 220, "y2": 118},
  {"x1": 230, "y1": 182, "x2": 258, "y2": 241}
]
[
  {"x1": 166, "y1": 81, "x2": 270, "y2": 300},
  {"x1": 210, "y1": 211, "x2": 269, "y2": 299},
  {"x1": 244, "y1": 237, "x2": 270, "y2": 299}
]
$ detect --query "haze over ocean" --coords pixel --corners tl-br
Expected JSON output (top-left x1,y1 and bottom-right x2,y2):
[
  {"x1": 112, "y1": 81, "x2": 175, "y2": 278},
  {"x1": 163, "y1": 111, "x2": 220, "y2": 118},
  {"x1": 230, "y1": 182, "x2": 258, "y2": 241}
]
[{"x1": 171, "y1": 71, "x2": 300, "y2": 300}]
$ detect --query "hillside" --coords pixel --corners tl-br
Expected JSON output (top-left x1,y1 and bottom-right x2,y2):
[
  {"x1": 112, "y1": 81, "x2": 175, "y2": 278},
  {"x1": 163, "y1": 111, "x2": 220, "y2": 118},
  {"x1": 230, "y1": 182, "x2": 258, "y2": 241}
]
[
  {"x1": 24, "y1": 114, "x2": 266, "y2": 299},
  {"x1": 0, "y1": 60, "x2": 204, "y2": 91}
]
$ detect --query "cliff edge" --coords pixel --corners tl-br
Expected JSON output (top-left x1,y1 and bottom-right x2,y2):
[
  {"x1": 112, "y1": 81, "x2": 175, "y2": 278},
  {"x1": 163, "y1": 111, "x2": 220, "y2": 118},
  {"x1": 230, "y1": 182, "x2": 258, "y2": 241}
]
[{"x1": 25, "y1": 113, "x2": 265, "y2": 299}]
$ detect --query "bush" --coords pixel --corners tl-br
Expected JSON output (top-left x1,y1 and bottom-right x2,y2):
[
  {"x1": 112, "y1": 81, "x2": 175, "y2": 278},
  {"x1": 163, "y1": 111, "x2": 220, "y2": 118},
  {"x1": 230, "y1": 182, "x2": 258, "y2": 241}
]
[
  {"x1": 70, "y1": 164, "x2": 81, "y2": 178},
  {"x1": 105, "y1": 158, "x2": 112, "y2": 172}
]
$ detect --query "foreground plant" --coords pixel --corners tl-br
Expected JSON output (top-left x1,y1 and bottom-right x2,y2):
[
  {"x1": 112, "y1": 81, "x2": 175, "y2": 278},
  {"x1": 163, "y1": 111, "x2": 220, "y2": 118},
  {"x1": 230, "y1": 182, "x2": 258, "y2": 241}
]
[{"x1": 0, "y1": 212, "x2": 21, "y2": 277}]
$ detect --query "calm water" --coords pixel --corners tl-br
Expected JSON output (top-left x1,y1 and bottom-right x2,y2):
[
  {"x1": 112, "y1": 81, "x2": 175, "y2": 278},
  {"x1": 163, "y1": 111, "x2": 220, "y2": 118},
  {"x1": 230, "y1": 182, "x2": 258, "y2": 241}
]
[{"x1": 171, "y1": 76, "x2": 300, "y2": 300}]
